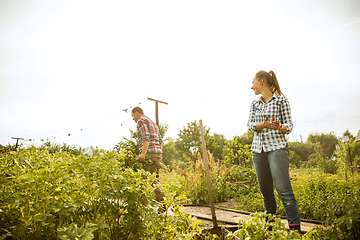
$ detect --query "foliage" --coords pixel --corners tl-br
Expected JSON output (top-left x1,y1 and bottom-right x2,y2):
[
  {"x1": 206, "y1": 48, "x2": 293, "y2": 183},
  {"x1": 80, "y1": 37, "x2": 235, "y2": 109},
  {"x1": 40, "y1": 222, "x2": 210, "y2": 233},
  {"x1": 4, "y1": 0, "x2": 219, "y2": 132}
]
[
  {"x1": 288, "y1": 141, "x2": 314, "y2": 167},
  {"x1": 212, "y1": 133, "x2": 226, "y2": 162},
  {"x1": 36, "y1": 141, "x2": 83, "y2": 156},
  {"x1": 306, "y1": 132, "x2": 338, "y2": 159},
  {"x1": 227, "y1": 209, "x2": 360, "y2": 240},
  {"x1": 0, "y1": 144, "x2": 14, "y2": 154},
  {"x1": 158, "y1": 123, "x2": 169, "y2": 141},
  {"x1": 235, "y1": 192, "x2": 264, "y2": 213},
  {"x1": 4, "y1": 124, "x2": 360, "y2": 239},
  {"x1": 237, "y1": 130, "x2": 254, "y2": 146},
  {"x1": 227, "y1": 212, "x2": 303, "y2": 240},
  {"x1": 231, "y1": 171, "x2": 360, "y2": 238},
  {"x1": 114, "y1": 129, "x2": 139, "y2": 155},
  {"x1": 171, "y1": 152, "x2": 257, "y2": 204},
  {"x1": 335, "y1": 137, "x2": 360, "y2": 180},
  {"x1": 226, "y1": 165, "x2": 258, "y2": 198},
  {"x1": 302, "y1": 142, "x2": 337, "y2": 174},
  {"x1": 223, "y1": 137, "x2": 252, "y2": 167},
  {"x1": 162, "y1": 138, "x2": 179, "y2": 166},
  {"x1": 0, "y1": 148, "x2": 202, "y2": 239},
  {"x1": 291, "y1": 175, "x2": 360, "y2": 222},
  {"x1": 342, "y1": 129, "x2": 354, "y2": 140},
  {"x1": 303, "y1": 199, "x2": 360, "y2": 239},
  {"x1": 113, "y1": 121, "x2": 252, "y2": 169},
  {"x1": 175, "y1": 121, "x2": 216, "y2": 163}
]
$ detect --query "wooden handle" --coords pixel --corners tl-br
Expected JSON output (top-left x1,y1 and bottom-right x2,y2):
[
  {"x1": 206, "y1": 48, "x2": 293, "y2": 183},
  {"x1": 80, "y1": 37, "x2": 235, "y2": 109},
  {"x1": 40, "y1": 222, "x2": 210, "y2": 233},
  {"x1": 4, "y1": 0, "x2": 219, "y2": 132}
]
[{"x1": 199, "y1": 120, "x2": 218, "y2": 227}]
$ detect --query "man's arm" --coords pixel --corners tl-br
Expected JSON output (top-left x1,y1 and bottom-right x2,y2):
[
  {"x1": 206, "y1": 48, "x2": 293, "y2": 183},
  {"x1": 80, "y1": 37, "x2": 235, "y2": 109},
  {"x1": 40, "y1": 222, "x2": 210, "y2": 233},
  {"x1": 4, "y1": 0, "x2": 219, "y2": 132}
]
[{"x1": 138, "y1": 141, "x2": 149, "y2": 162}]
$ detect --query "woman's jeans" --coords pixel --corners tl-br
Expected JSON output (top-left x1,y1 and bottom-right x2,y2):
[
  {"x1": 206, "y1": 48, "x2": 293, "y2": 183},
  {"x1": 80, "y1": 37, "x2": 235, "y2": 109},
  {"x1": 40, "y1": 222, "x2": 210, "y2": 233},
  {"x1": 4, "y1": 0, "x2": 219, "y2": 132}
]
[{"x1": 252, "y1": 146, "x2": 301, "y2": 226}]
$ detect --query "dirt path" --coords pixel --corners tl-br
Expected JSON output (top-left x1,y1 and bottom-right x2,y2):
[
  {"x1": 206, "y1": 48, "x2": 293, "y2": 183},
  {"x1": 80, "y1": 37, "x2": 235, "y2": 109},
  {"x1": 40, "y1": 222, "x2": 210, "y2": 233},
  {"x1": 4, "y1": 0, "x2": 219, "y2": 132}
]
[{"x1": 175, "y1": 199, "x2": 326, "y2": 233}]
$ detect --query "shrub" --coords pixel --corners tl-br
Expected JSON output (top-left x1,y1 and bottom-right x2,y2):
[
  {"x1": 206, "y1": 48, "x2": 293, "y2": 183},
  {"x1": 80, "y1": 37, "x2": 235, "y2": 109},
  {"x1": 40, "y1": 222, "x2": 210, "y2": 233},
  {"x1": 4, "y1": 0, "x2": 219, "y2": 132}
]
[
  {"x1": 171, "y1": 152, "x2": 257, "y2": 204},
  {"x1": 0, "y1": 148, "x2": 202, "y2": 239}
]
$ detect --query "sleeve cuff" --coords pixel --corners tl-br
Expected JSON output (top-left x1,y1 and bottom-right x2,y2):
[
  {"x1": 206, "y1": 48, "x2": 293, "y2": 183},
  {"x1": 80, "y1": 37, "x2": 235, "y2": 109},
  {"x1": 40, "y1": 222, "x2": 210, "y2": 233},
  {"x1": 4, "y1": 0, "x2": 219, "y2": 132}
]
[{"x1": 248, "y1": 123, "x2": 256, "y2": 132}]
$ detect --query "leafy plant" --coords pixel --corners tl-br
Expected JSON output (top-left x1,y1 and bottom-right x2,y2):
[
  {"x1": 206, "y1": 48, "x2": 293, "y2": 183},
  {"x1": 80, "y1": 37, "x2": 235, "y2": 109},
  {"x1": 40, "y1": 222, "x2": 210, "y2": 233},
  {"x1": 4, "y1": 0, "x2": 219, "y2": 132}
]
[
  {"x1": 0, "y1": 148, "x2": 203, "y2": 239},
  {"x1": 227, "y1": 212, "x2": 302, "y2": 240},
  {"x1": 223, "y1": 137, "x2": 252, "y2": 167},
  {"x1": 292, "y1": 176, "x2": 360, "y2": 222},
  {"x1": 171, "y1": 152, "x2": 257, "y2": 204}
]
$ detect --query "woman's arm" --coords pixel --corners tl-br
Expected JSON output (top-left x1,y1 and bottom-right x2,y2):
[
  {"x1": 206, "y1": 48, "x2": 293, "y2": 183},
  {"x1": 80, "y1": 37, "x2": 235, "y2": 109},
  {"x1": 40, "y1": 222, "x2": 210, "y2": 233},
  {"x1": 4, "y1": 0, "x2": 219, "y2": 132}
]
[
  {"x1": 247, "y1": 102, "x2": 257, "y2": 132},
  {"x1": 280, "y1": 98, "x2": 293, "y2": 134}
]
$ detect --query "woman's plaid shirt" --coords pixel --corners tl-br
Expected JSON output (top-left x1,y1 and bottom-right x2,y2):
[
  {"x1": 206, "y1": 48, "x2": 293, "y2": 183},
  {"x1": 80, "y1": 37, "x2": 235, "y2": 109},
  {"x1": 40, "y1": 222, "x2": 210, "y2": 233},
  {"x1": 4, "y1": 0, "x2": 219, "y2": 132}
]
[
  {"x1": 247, "y1": 93, "x2": 293, "y2": 153},
  {"x1": 137, "y1": 115, "x2": 163, "y2": 153}
]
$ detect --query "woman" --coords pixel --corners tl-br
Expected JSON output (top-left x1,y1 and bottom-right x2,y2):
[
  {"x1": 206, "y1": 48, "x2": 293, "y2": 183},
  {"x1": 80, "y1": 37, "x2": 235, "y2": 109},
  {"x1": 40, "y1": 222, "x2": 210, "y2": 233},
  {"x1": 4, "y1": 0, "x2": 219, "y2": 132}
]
[{"x1": 247, "y1": 70, "x2": 301, "y2": 231}]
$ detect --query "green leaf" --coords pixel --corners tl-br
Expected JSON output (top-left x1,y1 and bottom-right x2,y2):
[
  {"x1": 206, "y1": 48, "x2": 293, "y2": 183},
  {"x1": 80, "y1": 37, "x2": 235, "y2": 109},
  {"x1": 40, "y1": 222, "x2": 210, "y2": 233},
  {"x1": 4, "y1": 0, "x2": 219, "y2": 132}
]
[
  {"x1": 0, "y1": 233, "x2": 12, "y2": 240},
  {"x1": 33, "y1": 214, "x2": 47, "y2": 222}
]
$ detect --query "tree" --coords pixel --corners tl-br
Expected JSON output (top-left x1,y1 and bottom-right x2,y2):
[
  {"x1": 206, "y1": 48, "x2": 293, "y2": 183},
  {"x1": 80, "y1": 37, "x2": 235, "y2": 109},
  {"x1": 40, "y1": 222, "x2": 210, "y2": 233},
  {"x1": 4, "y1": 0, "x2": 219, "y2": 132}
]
[
  {"x1": 162, "y1": 137, "x2": 179, "y2": 166},
  {"x1": 336, "y1": 130, "x2": 360, "y2": 180},
  {"x1": 304, "y1": 142, "x2": 337, "y2": 174},
  {"x1": 343, "y1": 129, "x2": 355, "y2": 140},
  {"x1": 158, "y1": 123, "x2": 169, "y2": 141},
  {"x1": 237, "y1": 130, "x2": 254, "y2": 146},
  {"x1": 223, "y1": 136, "x2": 252, "y2": 167},
  {"x1": 288, "y1": 141, "x2": 314, "y2": 167},
  {"x1": 341, "y1": 129, "x2": 360, "y2": 167},
  {"x1": 335, "y1": 139, "x2": 356, "y2": 180},
  {"x1": 211, "y1": 133, "x2": 226, "y2": 162},
  {"x1": 175, "y1": 121, "x2": 216, "y2": 163},
  {"x1": 307, "y1": 132, "x2": 339, "y2": 158}
]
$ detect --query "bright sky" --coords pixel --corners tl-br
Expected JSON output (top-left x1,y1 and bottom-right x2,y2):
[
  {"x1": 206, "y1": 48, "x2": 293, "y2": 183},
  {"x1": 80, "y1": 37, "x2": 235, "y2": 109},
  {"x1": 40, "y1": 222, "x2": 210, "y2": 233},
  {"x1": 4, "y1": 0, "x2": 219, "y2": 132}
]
[{"x1": 1, "y1": 0, "x2": 360, "y2": 150}]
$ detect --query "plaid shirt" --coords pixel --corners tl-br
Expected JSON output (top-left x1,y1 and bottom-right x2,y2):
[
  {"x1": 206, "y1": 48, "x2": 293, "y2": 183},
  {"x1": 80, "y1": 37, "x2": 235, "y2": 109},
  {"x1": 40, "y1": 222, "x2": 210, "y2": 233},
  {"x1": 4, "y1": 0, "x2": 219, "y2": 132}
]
[
  {"x1": 247, "y1": 93, "x2": 293, "y2": 153},
  {"x1": 137, "y1": 115, "x2": 162, "y2": 153}
]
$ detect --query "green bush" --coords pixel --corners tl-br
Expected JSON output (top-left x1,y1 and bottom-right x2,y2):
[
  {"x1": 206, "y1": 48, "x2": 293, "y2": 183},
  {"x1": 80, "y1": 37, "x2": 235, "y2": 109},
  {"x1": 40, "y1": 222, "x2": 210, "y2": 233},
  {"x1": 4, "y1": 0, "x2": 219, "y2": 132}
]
[
  {"x1": 226, "y1": 165, "x2": 258, "y2": 198},
  {"x1": 227, "y1": 212, "x2": 302, "y2": 239},
  {"x1": 292, "y1": 176, "x2": 359, "y2": 222},
  {"x1": 0, "y1": 148, "x2": 202, "y2": 239},
  {"x1": 172, "y1": 153, "x2": 258, "y2": 204},
  {"x1": 233, "y1": 173, "x2": 360, "y2": 239}
]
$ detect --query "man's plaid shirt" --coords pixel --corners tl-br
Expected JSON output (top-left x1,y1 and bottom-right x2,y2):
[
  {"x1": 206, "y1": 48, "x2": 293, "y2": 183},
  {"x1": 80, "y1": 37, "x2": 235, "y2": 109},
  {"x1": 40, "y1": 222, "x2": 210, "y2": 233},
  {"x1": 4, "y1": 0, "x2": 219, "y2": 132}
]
[
  {"x1": 137, "y1": 115, "x2": 162, "y2": 153},
  {"x1": 247, "y1": 93, "x2": 293, "y2": 153}
]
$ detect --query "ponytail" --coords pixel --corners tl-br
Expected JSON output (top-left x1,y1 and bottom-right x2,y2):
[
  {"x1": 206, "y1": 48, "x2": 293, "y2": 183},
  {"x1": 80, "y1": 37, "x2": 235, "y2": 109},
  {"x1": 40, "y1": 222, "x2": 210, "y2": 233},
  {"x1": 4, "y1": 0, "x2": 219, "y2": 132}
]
[
  {"x1": 255, "y1": 70, "x2": 284, "y2": 96},
  {"x1": 269, "y1": 70, "x2": 283, "y2": 95}
]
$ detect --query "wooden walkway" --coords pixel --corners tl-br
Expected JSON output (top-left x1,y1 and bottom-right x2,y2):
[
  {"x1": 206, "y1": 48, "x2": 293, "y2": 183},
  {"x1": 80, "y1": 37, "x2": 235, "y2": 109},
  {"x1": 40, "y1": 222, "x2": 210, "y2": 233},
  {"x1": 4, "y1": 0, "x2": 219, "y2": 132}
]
[{"x1": 179, "y1": 205, "x2": 326, "y2": 233}]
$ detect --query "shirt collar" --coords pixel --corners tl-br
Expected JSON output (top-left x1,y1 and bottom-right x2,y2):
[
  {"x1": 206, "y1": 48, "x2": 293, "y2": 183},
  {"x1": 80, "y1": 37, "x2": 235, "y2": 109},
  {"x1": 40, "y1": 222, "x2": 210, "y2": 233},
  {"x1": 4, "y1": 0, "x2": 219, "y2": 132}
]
[
  {"x1": 258, "y1": 92, "x2": 278, "y2": 103},
  {"x1": 137, "y1": 114, "x2": 145, "y2": 123}
]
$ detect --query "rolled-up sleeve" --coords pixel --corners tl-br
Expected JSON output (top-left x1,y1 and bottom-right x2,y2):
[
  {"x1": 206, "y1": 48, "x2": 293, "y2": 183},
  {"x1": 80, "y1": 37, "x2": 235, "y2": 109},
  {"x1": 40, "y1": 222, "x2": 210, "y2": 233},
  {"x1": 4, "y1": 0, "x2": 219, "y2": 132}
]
[
  {"x1": 247, "y1": 101, "x2": 257, "y2": 132},
  {"x1": 139, "y1": 123, "x2": 150, "y2": 143},
  {"x1": 280, "y1": 98, "x2": 293, "y2": 134}
]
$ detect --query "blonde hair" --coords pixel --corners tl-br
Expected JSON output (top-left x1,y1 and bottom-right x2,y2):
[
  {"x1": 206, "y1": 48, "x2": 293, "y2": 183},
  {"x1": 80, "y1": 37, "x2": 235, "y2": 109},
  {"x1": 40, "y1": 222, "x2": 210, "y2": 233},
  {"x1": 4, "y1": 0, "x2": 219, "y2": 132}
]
[{"x1": 255, "y1": 70, "x2": 283, "y2": 95}]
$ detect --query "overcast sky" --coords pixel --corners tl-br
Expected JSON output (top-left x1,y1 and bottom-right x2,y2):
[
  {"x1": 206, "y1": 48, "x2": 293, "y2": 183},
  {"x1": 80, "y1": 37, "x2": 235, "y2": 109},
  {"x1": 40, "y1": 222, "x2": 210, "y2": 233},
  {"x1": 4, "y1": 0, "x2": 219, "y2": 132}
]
[{"x1": 1, "y1": 0, "x2": 360, "y2": 150}]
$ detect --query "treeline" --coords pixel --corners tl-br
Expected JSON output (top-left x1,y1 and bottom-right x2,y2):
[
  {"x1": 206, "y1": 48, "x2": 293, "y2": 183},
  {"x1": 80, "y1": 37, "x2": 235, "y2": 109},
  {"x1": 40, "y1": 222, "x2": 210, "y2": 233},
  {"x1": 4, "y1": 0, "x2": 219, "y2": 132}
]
[
  {"x1": 113, "y1": 121, "x2": 254, "y2": 168},
  {"x1": 115, "y1": 121, "x2": 360, "y2": 176},
  {"x1": 3, "y1": 121, "x2": 359, "y2": 176}
]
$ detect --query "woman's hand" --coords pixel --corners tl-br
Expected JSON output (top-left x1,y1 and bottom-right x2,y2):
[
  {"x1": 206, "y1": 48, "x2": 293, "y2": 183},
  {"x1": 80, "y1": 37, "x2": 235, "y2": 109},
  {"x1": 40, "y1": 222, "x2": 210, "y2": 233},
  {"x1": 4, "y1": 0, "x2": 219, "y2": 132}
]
[
  {"x1": 264, "y1": 116, "x2": 279, "y2": 130},
  {"x1": 256, "y1": 116, "x2": 279, "y2": 131},
  {"x1": 271, "y1": 117, "x2": 281, "y2": 129},
  {"x1": 271, "y1": 117, "x2": 286, "y2": 132}
]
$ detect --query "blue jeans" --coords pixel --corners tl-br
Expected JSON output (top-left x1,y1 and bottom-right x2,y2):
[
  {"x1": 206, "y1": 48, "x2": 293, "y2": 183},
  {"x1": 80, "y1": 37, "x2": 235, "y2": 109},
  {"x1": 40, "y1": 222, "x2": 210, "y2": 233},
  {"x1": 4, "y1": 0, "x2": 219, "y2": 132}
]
[{"x1": 252, "y1": 146, "x2": 301, "y2": 226}]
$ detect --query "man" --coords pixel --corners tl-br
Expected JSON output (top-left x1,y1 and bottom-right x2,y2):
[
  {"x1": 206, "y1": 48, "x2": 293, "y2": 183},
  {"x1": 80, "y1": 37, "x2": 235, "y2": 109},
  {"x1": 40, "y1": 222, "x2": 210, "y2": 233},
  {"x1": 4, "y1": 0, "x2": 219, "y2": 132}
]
[{"x1": 131, "y1": 107, "x2": 164, "y2": 202}]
